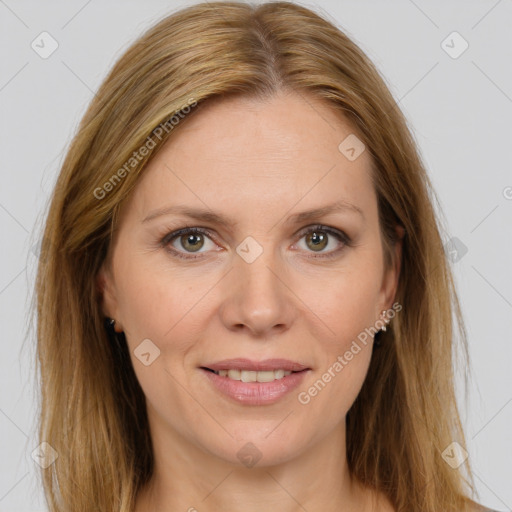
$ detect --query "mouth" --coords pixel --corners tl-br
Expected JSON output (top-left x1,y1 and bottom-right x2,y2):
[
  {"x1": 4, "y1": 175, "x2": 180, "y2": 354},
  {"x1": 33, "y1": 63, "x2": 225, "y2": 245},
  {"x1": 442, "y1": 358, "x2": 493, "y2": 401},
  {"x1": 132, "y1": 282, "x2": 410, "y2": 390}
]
[
  {"x1": 200, "y1": 367, "x2": 307, "y2": 382},
  {"x1": 199, "y1": 358, "x2": 311, "y2": 405}
]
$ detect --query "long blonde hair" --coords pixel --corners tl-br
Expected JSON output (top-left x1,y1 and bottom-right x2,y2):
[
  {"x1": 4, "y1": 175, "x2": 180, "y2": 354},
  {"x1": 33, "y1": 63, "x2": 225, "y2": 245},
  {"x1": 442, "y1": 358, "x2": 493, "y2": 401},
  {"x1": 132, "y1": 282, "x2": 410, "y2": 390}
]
[{"x1": 34, "y1": 2, "x2": 478, "y2": 510}]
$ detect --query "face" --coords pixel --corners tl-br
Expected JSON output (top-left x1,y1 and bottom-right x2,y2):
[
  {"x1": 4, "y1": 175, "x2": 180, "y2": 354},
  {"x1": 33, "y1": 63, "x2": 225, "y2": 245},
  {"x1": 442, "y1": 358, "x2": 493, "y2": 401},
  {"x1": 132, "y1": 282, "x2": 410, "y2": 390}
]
[{"x1": 98, "y1": 91, "x2": 401, "y2": 467}]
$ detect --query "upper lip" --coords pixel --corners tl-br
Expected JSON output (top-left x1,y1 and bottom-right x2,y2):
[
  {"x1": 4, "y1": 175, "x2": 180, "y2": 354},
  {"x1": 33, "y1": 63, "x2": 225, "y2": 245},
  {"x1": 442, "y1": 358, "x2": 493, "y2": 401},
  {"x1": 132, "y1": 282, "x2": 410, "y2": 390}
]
[{"x1": 202, "y1": 358, "x2": 310, "y2": 372}]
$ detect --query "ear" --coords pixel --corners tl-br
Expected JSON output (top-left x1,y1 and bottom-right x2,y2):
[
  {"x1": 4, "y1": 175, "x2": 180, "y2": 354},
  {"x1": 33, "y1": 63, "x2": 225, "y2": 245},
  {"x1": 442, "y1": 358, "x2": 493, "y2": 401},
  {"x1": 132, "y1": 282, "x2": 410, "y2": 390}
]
[
  {"x1": 96, "y1": 262, "x2": 121, "y2": 328},
  {"x1": 378, "y1": 225, "x2": 405, "y2": 312}
]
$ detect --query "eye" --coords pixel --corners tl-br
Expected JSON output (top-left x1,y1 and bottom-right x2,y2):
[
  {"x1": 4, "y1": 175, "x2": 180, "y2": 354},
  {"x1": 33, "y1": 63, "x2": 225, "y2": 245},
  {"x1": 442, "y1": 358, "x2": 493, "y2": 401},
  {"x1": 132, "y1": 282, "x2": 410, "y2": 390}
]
[
  {"x1": 293, "y1": 224, "x2": 350, "y2": 258},
  {"x1": 162, "y1": 227, "x2": 217, "y2": 259}
]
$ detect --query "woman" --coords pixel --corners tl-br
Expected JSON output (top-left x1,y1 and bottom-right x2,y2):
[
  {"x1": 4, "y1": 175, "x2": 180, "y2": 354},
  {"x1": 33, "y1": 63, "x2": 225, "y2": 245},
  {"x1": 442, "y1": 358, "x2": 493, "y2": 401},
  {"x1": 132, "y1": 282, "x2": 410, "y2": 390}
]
[{"x1": 34, "y1": 2, "x2": 497, "y2": 511}]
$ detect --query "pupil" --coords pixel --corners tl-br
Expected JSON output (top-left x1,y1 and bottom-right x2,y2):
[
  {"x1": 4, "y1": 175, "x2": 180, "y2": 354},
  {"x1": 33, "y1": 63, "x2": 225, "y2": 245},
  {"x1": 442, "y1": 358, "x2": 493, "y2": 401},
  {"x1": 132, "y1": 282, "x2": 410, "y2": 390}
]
[
  {"x1": 308, "y1": 231, "x2": 327, "y2": 251},
  {"x1": 183, "y1": 234, "x2": 203, "y2": 252}
]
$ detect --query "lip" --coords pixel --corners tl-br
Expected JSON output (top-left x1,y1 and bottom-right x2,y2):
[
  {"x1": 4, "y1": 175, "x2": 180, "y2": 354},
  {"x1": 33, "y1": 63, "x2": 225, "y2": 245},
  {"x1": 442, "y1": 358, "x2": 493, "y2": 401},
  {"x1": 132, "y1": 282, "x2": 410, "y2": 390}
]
[
  {"x1": 200, "y1": 367, "x2": 310, "y2": 405},
  {"x1": 202, "y1": 358, "x2": 310, "y2": 372}
]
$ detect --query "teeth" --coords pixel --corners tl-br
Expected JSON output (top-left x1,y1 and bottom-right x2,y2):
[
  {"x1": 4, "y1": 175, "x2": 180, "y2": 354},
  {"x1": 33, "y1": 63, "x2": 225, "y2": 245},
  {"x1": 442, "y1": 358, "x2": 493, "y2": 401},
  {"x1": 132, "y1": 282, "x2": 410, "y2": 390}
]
[
  {"x1": 227, "y1": 369, "x2": 239, "y2": 379},
  {"x1": 214, "y1": 369, "x2": 293, "y2": 381}
]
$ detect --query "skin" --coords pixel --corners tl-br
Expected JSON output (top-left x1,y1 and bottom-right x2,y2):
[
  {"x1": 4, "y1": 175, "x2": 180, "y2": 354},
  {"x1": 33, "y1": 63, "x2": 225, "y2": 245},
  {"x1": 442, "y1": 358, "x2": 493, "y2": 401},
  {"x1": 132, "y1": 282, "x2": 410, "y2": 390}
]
[{"x1": 97, "y1": 90, "x2": 402, "y2": 512}]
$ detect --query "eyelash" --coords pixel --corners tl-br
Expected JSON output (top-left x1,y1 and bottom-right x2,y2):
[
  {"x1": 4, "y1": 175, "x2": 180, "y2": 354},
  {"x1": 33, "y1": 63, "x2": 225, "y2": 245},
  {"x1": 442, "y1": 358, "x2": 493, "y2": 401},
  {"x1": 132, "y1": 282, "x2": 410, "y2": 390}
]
[{"x1": 160, "y1": 224, "x2": 352, "y2": 261}]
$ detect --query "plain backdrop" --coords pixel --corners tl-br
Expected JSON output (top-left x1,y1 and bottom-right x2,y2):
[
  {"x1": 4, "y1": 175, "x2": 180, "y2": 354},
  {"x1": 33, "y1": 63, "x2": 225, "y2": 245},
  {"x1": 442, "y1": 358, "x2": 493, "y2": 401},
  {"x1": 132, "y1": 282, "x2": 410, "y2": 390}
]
[{"x1": 0, "y1": 0, "x2": 511, "y2": 510}]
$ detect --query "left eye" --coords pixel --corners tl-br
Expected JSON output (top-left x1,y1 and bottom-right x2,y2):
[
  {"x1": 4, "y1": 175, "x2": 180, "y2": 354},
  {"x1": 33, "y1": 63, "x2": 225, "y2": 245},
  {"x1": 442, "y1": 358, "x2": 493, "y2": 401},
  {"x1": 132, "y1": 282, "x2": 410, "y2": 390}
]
[
  {"x1": 295, "y1": 227, "x2": 347, "y2": 254},
  {"x1": 162, "y1": 225, "x2": 350, "y2": 260}
]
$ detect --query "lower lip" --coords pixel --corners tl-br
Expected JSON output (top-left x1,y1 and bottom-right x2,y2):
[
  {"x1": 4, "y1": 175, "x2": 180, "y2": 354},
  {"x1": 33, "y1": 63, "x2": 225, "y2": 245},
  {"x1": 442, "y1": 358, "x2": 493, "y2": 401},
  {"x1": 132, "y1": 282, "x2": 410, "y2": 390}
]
[{"x1": 200, "y1": 368, "x2": 309, "y2": 405}]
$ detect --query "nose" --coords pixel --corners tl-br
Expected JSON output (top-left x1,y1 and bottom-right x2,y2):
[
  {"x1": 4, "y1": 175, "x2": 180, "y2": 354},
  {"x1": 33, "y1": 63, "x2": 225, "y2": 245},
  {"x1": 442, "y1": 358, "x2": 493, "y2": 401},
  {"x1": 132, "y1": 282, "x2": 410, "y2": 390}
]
[{"x1": 218, "y1": 243, "x2": 298, "y2": 338}]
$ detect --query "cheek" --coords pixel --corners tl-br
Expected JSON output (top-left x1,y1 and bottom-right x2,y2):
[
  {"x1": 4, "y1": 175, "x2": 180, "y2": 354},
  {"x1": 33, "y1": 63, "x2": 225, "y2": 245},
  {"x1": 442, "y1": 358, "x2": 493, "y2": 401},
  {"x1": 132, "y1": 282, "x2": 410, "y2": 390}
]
[
  {"x1": 292, "y1": 265, "x2": 380, "y2": 418},
  {"x1": 114, "y1": 249, "x2": 198, "y2": 337},
  {"x1": 114, "y1": 256, "x2": 218, "y2": 386},
  {"x1": 313, "y1": 262, "x2": 382, "y2": 345},
  {"x1": 296, "y1": 333, "x2": 374, "y2": 428},
  {"x1": 113, "y1": 263, "x2": 203, "y2": 420}
]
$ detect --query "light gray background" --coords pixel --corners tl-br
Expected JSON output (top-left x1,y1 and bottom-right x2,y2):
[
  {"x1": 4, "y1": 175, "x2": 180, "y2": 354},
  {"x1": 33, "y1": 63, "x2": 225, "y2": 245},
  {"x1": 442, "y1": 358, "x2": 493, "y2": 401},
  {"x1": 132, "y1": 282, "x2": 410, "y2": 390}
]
[{"x1": 1, "y1": 0, "x2": 511, "y2": 510}]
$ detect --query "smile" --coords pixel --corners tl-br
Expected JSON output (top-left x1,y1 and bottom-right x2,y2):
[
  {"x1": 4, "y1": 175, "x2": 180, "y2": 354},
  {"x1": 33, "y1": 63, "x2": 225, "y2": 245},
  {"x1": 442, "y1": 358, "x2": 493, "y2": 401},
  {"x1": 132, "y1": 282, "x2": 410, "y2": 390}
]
[
  {"x1": 200, "y1": 366, "x2": 310, "y2": 405},
  {"x1": 205, "y1": 368, "x2": 295, "y2": 382}
]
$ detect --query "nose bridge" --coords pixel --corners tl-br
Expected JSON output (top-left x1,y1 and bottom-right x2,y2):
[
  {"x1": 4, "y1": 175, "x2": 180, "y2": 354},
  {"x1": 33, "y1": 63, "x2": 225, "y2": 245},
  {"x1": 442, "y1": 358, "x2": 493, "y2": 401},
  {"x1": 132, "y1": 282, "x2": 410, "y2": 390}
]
[
  {"x1": 239, "y1": 247, "x2": 281, "y2": 300},
  {"x1": 220, "y1": 235, "x2": 297, "y2": 335}
]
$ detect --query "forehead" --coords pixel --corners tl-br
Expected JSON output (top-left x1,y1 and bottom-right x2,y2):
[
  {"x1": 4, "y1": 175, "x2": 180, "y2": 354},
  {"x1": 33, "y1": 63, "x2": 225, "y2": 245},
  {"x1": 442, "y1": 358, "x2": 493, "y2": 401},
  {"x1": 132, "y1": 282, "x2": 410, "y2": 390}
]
[{"x1": 127, "y1": 91, "x2": 377, "y2": 224}]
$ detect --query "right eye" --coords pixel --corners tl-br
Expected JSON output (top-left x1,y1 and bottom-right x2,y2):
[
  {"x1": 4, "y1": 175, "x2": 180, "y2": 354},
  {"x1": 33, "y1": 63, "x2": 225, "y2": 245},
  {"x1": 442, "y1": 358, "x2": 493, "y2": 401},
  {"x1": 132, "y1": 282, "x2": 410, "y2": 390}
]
[{"x1": 162, "y1": 227, "x2": 218, "y2": 260}]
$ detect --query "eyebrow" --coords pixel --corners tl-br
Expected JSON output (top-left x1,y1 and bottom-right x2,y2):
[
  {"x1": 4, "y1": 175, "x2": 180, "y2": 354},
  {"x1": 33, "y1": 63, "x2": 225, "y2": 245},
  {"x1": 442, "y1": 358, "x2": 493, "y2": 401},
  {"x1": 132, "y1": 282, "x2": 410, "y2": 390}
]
[{"x1": 142, "y1": 199, "x2": 364, "y2": 227}]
